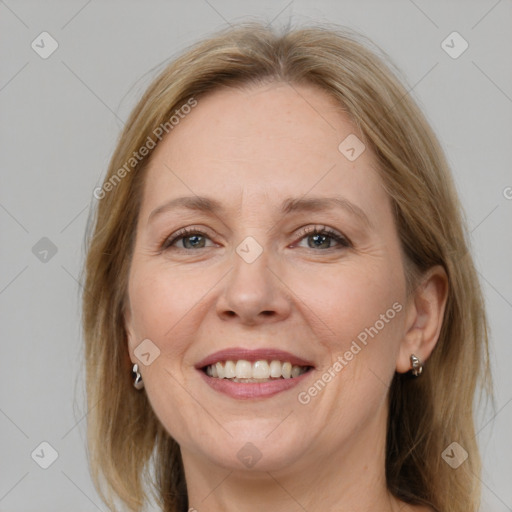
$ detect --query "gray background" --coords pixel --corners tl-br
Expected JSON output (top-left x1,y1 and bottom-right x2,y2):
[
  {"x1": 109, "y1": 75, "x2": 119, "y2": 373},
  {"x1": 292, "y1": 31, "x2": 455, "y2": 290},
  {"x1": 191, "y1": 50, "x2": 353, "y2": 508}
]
[{"x1": 1, "y1": 1, "x2": 511, "y2": 511}]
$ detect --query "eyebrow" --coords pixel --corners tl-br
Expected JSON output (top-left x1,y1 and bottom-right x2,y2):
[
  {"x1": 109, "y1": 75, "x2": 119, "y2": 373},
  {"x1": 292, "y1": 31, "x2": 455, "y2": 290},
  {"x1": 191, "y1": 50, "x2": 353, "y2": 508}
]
[{"x1": 148, "y1": 195, "x2": 372, "y2": 228}]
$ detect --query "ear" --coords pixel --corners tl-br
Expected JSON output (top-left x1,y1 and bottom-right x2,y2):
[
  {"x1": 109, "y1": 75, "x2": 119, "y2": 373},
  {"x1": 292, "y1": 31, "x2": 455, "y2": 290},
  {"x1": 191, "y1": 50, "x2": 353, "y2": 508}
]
[{"x1": 396, "y1": 265, "x2": 449, "y2": 374}]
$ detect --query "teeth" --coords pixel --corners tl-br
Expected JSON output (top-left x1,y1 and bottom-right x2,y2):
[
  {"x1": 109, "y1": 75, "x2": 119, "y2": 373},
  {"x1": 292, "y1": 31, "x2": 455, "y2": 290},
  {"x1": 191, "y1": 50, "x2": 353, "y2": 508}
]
[
  {"x1": 291, "y1": 364, "x2": 302, "y2": 378},
  {"x1": 215, "y1": 362, "x2": 225, "y2": 379},
  {"x1": 252, "y1": 360, "x2": 270, "y2": 379},
  {"x1": 282, "y1": 362, "x2": 292, "y2": 379},
  {"x1": 269, "y1": 360, "x2": 282, "y2": 378},
  {"x1": 235, "y1": 360, "x2": 252, "y2": 378},
  {"x1": 204, "y1": 359, "x2": 309, "y2": 380},
  {"x1": 224, "y1": 360, "x2": 236, "y2": 378}
]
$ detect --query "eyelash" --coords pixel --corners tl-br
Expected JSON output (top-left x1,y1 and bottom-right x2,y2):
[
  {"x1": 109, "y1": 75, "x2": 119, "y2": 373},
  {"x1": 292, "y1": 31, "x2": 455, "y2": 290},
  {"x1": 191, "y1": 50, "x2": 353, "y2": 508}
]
[{"x1": 160, "y1": 225, "x2": 351, "y2": 252}]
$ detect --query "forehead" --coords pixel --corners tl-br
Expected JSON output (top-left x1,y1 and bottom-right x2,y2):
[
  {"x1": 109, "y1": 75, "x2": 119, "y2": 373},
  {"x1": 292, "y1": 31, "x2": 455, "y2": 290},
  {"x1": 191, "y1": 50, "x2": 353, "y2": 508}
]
[{"x1": 140, "y1": 81, "x2": 387, "y2": 220}]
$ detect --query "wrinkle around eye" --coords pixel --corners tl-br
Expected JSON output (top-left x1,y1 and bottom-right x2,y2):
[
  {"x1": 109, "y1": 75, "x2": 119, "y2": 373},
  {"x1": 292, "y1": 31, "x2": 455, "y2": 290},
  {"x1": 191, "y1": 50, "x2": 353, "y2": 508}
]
[{"x1": 142, "y1": 211, "x2": 374, "y2": 257}]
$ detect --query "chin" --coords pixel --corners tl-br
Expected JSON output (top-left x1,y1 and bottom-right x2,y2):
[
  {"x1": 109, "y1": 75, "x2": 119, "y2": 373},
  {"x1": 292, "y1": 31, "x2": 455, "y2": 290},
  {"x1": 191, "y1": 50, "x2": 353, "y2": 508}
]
[{"x1": 182, "y1": 420, "x2": 310, "y2": 473}]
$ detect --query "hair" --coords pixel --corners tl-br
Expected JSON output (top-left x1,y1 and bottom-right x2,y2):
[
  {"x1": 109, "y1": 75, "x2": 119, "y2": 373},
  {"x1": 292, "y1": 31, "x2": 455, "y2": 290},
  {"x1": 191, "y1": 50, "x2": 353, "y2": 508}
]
[{"x1": 82, "y1": 21, "x2": 491, "y2": 512}]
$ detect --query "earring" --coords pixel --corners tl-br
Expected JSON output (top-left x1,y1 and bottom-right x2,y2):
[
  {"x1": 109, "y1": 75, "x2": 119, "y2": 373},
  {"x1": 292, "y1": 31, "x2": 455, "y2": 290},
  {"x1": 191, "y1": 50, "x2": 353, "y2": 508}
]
[
  {"x1": 410, "y1": 354, "x2": 423, "y2": 376},
  {"x1": 132, "y1": 363, "x2": 144, "y2": 390}
]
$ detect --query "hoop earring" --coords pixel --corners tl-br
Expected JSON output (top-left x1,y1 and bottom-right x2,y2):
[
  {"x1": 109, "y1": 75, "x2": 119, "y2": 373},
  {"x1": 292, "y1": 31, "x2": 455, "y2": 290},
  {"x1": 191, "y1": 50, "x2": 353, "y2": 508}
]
[
  {"x1": 132, "y1": 363, "x2": 144, "y2": 390},
  {"x1": 410, "y1": 354, "x2": 423, "y2": 376}
]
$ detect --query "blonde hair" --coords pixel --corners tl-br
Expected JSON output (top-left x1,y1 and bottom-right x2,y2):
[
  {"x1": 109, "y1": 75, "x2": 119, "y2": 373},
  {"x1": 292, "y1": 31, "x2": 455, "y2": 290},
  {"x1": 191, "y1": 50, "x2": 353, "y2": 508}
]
[{"x1": 82, "y1": 22, "x2": 491, "y2": 512}]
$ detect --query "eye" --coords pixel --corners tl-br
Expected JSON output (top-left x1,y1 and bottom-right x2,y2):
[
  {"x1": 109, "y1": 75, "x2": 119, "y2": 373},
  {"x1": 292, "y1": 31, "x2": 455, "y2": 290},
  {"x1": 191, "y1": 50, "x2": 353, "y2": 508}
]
[
  {"x1": 293, "y1": 225, "x2": 351, "y2": 250},
  {"x1": 160, "y1": 225, "x2": 351, "y2": 252},
  {"x1": 161, "y1": 227, "x2": 215, "y2": 250}
]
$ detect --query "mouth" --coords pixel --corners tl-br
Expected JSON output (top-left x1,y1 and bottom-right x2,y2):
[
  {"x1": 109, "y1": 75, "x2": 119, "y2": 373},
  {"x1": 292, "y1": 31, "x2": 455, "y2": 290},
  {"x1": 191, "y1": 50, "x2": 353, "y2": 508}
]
[
  {"x1": 203, "y1": 359, "x2": 312, "y2": 382},
  {"x1": 195, "y1": 348, "x2": 315, "y2": 399}
]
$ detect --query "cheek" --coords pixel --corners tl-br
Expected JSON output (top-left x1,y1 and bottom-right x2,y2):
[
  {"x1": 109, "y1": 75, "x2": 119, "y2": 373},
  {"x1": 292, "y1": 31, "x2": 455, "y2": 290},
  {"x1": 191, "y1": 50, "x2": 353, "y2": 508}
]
[
  {"x1": 291, "y1": 255, "x2": 406, "y2": 376},
  {"x1": 299, "y1": 258, "x2": 404, "y2": 333},
  {"x1": 352, "y1": 278, "x2": 404, "y2": 368},
  {"x1": 298, "y1": 260, "x2": 405, "y2": 414},
  {"x1": 127, "y1": 261, "x2": 207, "y2": 359},
  {"x1": 126, "y1": 263, "x2": 210, "y2": 441}
]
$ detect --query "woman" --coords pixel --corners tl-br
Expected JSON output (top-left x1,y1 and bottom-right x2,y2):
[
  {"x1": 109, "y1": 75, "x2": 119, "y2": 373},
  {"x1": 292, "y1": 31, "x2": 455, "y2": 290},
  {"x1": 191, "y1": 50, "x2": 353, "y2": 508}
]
[{"x1": 82, "y1": 22, "x2": 491, "y2": 512}]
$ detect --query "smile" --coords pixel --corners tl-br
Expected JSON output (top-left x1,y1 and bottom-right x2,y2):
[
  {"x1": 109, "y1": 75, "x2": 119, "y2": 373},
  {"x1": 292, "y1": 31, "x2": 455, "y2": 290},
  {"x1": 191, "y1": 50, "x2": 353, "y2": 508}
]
[
  {"x1": 204, "y1": 359, "x2": 310, "y2": 381},
  {"x1": 196, "y1": 348, "x2": 315, "y2": 399}
]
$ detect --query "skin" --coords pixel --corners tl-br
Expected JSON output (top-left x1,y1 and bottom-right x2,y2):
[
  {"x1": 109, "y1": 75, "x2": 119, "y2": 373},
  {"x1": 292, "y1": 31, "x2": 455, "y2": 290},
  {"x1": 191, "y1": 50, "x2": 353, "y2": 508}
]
[{"x1": 125, "y1": 81, "x2": 448, "y2": 512}]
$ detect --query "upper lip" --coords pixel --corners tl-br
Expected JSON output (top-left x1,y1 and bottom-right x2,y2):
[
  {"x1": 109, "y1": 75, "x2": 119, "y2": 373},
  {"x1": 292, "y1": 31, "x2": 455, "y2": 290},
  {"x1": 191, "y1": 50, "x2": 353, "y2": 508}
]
[{"x1": 195, "y1": 347, "x2": 315, "y2": 369}]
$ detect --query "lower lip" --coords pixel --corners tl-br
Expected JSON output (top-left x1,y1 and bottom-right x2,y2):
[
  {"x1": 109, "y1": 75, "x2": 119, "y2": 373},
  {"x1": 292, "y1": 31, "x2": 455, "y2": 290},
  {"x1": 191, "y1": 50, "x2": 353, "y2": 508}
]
[{"x1": 198, "y1": 369, "x2": 313, "y2": 399}]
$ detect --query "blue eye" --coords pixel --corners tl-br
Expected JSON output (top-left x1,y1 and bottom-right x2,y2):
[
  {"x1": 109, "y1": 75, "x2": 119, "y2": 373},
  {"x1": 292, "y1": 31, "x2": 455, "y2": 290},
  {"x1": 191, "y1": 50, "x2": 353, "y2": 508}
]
[
  {"x1": 294, "y1": 226, "x2": 351, "y2": 250},
  {"x1": 161, "y1": 225, "x2": 351, "y2": 252},
  {"x1": 162, "y1": 227, "x2": 214, "y2": 250}
]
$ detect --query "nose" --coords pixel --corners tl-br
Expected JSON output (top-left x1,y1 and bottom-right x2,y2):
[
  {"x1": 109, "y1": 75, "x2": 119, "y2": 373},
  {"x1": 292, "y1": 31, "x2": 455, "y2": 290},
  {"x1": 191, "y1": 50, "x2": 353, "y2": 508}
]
[{"x1": 216, "y1": 246, "x2": 292, "y2": 326}]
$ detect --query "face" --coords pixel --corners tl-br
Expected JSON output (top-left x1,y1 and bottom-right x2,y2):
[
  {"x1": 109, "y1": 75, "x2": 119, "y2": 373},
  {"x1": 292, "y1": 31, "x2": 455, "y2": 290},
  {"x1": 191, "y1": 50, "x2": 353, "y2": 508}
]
[{"x1": 125, "y1": 81, "x2": 410, "y2": 474}]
